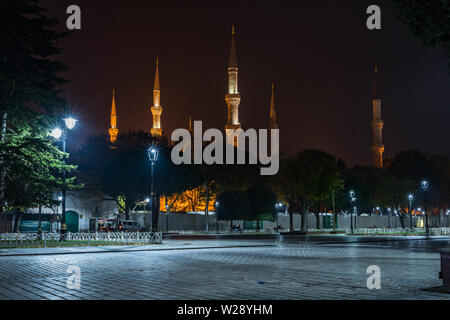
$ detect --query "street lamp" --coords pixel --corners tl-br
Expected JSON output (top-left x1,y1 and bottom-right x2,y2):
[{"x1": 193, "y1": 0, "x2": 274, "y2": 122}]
[
  {"x1": 50, "y1": 128, "x2": 63, "y2": 140},
  {"x1": 51, "y1": 116, "x2": 78, "y2": 237},
  {"x1": 215, "y1": 201, "x2": 220, "y2": 232},
  {"x1": 275, "y1": 202, "x2": 283, "y2": 232},
  {"x1": 387, "y1": 207, "x2": 392, "y2": 229},
  {"x1": 147, "y1": 146, "x2": 159, "y2": 232},
  {"x1": 349, "y1": 191, "x2": 356, "y2": 234},
  {"x1": 408, "y1": 194, "x2": 414, "y2": 231},
  {"x1": 64, "y1": 117, "x2": 78, "y2": 130},
  {"x1": 165, "y1": 204, "x2": 169, "y2": 233},
  {"x1": 421, "y1": 180, "x2": 430, "y2": 237}
]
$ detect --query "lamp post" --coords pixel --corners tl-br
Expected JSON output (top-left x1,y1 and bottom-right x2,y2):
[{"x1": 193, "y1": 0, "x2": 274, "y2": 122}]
[
  {"x1": 215, "y1": 201, "x2": 220, "y2": 232},
  {"x1": 408, "y1": 194, "x2": 414, "y2": 232},
  {"x1": 165, "y1": 204, "x2": 169, "y2": 233},
  {"x1": 50, "y1": 117, "x2": 77, "y2": 237},
  {"x1": 349, "y1": 191, "x2": 356, "y2": 234},
  {"x1": 275, "y1": 202, "x2": 282, "y2": 232},
  {"x1": 421, "y1": 180, "x2": 429, "y2": 237},
  {"x1": 147, "y1": 146, "x2": 159, "y2": 232},
  {"x1": 387, "y1": 207, "x2": 391, "y2": 229}
]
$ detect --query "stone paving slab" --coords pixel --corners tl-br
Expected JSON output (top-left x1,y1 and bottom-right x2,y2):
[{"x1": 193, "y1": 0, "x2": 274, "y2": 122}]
[{"x1": 0, "y1": 240, "x2": 449, "y2": 300}]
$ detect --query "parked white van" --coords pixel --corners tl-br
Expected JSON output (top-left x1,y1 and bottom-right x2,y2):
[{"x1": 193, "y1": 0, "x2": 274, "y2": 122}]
[{"x1": 118, "y1": 220, "x2": 146, "y2": 232}]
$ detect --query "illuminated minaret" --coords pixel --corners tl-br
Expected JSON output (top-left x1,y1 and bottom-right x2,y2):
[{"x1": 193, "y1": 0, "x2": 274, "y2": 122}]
[
  {"x1": 151, "y1": 58, "x2": 163, "y2": 137},
  {"x1": 109, "y1": 89, "x2": 119, "y2": 143},
  {"x1": 183, "y1": 116, "x2": 193, "y2": 152},
  {"x1": 225, "y1": 25, "x2": 242, "y2": 135},
  {"x1": 188, "y1": 116, "x2": 193, "y2": 133},
  {"x1": 268, "y1": 82, "x2": 278, "y2": 130},
  {"x1": 371, "y1": 65, "x2": 384, "y2": 168}
]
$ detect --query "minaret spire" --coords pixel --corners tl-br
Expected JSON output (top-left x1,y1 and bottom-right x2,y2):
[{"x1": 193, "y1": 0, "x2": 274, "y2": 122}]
[
  {"x1": 371, "y1": 64, "x2": 384, "y2": 168},
  {"x1": 109, "y1": 89, "x2": 118, "y2": 143},
  {"x1": 229, "y1": 25, "x2": 238, "y2": 69},
  {"x1": 151, "y1": 58, "x2": 163, "y2": 137},
  {"x1": 269, "y1": 82, "x2": 278, "y2": 130},
  {"x1": 373, "y1": 64, "x2": 378, "y2": 99},
  {"x1": 154, "y1": 57, "x2": 160, "y2": 93},
  {"x1": 188, "y1": 116, "x2": 193, "y2": 132},
  {"x1": 225, "y1": 24, "x2": 242, "y2": 144}
]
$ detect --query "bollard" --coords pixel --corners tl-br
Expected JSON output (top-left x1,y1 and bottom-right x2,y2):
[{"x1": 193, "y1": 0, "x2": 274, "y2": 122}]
[{"x1": 440, "y1": 249, "x2": 450, "y2": 292}]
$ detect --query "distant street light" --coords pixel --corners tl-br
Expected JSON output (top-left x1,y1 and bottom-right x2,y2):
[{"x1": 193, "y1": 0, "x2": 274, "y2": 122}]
[
  {"x1": 421, "y1": 180, "x2": 430, "y2": 237},
  {"x1": 215, "y1": 201, "x2": 220, "y2": 232},
  {"x1": 408, "y1": 194, "x2": 414, "y2": 231},
  {"x1": 51, "y1": 116, "x2": 78, "y2": 237},
  {"x1": 349, "y1": 191, "x2": 356, "y2": 234},
  {"x1": 165, "y1": 204, "x2": 169, "y2": 233},
  {"x1": 275, "y1": 202, "x2": 283, "y2": 232},
  {"x1": 387, "y1": 207, "x2": 392, "y2": 229},
  {"x1": 147, "y1": 146, "x2": 159, "y2": 232}
]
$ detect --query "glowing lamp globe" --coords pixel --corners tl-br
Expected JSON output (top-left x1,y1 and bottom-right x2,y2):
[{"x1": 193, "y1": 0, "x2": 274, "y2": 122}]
[
  {"x1": 421, "y1": 180, "x2": 429, "y2": 191},
  {"x1": 64, "y1": 117, "x2": 78, "y2": 130},
  {"x1": 147, "y1": 147, "x2": 159, "y2": 162},
  {"x1": 50, "y1": 128, "x2": 63, "y2": 139}
]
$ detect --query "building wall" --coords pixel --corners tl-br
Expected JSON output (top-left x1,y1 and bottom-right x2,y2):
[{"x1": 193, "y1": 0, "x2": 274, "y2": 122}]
[
  {"x1": 26, "y1": 190, "x2": 118, "y2": 232},
  {"x1": 134, "y1": 212, "x2": 450, "y2": 233}
]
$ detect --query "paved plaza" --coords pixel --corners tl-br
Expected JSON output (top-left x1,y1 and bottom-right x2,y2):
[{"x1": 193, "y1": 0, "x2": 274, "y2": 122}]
[{"x1": 0, "y1": 236, "x2": 449, "y2": 300}]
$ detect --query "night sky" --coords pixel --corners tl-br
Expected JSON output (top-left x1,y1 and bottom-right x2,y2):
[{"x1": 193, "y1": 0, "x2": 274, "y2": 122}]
[{"x1": 41, "y1": 0, "x2": 450, "y2": 167}]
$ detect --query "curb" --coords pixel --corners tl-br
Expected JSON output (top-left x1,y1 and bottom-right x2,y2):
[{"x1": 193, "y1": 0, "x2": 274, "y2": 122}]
[{"x1": 0, "y1": 244, "x2": 278, "y2": 258}]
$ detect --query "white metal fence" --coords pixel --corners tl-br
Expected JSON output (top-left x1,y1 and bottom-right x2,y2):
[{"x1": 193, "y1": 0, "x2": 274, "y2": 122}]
[
  {"x1": 353, "y1": 227, "x2": 450, "y2": 235},
  {"x1": 0, "y1": 231, "x2": 163, "y2": 248}
]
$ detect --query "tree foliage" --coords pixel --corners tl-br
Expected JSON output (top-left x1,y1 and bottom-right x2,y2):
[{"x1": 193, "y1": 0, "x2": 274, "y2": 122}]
[
  {"x1": 390, "y1": 0, "x2": 450, "y2": 71},
  {"x1": 246, "y1": 185, "x2": 277, "y2": 222},
  {"x1": 0, "y1": 0, "x2": 77, "y2": 215},
  {"x1": 216, "y1": 190, "x2": 251, "y2": 222}
]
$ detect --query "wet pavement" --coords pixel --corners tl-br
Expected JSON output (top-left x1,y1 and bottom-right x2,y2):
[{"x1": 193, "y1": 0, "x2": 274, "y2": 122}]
[{"x1": 0, "y1": 235, "x2": 449, "y2": 300}]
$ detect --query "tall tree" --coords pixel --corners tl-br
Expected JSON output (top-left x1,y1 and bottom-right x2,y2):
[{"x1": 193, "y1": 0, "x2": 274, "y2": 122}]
[
  {"x1": 94, "y1": 130, "x2": 201, "y2": 230},
  {"x1": 216, "y1": 190, "x2": 251, "y2": 230},
  {"x1": 390, "y1": 0, "x2": 450, "y2": 71},
  {"x1": 429, "y1": 155, "x2": 450, "y2": 214},
  {"x1": 246, "y1": 185, "x2": 277, "y2": 232},
  {"x1": 274, "y1": 157, "x2": 300, "y2": 232},
  {"x1": 0, "y1": 0, "x2": 72, "y2": 224},
  {"x1": 289, "y1": 150, "x2": 343, "y2": 232},
  {"x1": 345, "y1": 166, "x2": 385, "y2": 214},
  {"x1": 373, "y1": 171, "x2": 415, "y2": 228}
]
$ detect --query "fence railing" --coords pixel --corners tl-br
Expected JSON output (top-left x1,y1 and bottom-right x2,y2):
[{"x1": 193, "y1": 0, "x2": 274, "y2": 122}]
[
  {"x1": 353, "y1": 227, "x2": 450, "y2": 235},
  {"x1": 0, "y1": 231, "x2": 163, "y2": 248}
]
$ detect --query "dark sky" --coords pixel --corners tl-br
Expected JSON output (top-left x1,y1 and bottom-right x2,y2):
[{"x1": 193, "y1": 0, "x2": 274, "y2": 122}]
[{"x1": 41, "y1": 0, "x2": 450, "y2": 167}]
